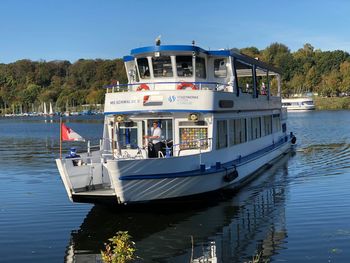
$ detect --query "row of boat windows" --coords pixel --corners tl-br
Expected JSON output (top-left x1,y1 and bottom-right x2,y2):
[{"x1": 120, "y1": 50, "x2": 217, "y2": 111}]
[
  {"x1": 134, "y1": 55, "x2": 276, "y2": 97},
  {"x1": 137, "y1": 56, "x2": 226, "y2": 79},
  {"x1": 282, "y1": 101, "x2": 314, "y2": 106},
  {"x1": 216, "y1": 115, "x2": 281, "y2": 149},
  {"x1": 116, "y1": 114, "x2": 281, "y2": 151},
  {"x1": 176, "y1": 114, "x2": 281, "y2": 150}
]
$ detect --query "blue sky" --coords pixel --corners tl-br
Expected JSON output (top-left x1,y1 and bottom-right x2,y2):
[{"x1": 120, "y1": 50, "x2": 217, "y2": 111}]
[{"x1": 1, "y1": 0, "x2": 350, "y2": 63}]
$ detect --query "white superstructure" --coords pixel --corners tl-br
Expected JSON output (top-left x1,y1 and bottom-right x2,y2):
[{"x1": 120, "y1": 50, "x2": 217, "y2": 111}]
[{"x1": 56, "y1": 43, "x2": 295, "y2": 204}]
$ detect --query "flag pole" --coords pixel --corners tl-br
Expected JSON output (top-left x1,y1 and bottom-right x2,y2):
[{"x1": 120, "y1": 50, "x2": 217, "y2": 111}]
[{"x1": 59, "y1": 116, "x2": 62, "y2": 159}]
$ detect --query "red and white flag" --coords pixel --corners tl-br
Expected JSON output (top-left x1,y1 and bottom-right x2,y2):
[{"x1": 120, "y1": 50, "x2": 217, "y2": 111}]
[{"x1": 61, "y1": 123, "x2": 85, "y2": 141}]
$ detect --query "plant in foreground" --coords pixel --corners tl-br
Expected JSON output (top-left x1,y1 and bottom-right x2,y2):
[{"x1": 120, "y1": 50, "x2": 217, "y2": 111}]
[
  {"x1": 101, "y1": 231, "x2": 136, "y2": 263},
  {"x1": 244, "y1": 251, "x2": 269, "y2": 263}
]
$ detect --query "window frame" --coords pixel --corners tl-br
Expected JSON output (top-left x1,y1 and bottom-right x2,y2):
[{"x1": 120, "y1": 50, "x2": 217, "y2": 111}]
[{"x1": 151, "y1": 56, "x2": 173, "y2": 78}]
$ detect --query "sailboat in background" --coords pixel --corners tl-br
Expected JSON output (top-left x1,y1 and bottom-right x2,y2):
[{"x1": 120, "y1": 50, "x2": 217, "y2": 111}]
[
  {"x1": 49, "y1": 102, "x2": 54, "y2": 116},
  {"x1": 64, "y1": 100, "x2": 71, "y2": 116},
  {"x1": 43, "y1": 102, "x2": 47, "y2": 116}
]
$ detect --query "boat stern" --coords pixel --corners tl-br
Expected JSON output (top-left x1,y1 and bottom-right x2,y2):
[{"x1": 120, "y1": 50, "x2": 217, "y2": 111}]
[
  {"x1": 56, "y1": 158, "x2": 73, "y2": 201},
  {"x1": 55, "y1": 154, "x2": 118, "y2": 204}
]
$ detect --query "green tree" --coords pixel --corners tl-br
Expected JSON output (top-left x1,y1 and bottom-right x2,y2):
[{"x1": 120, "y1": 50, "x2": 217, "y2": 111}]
[
  {"x1": 320, "y1": 70, "x2": 341, "y2": 96},
  {"x1": 305, "y1": 66, "x2": 320, "y2": 93},
  {"x1": 240, "y1": 47, "x2": 261, "y2": 59},
  {"x1": 262, "y1": 42, "x2": 295, "y2": 84},
  {"x1": 86, "y1": 87, "x2": 105, "y2": 105},
  {"x1": 22, "y1": 84, "x2": 41, "y2": 105},
  {"x1": 289, "y1": 73, "x2": 306, "y2": 95},
  {"x1": 339, "y1": 60, "x2": 350, "y2": 95}
]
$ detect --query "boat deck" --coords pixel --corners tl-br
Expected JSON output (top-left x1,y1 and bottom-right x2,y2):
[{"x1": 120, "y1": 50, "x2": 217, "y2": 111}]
[
  {"x1": 72, "y1": 188, "x2": 117, "y2": 204},
  {"x1": 73, "y1": 188, "x2": 115, "y2": 196}
]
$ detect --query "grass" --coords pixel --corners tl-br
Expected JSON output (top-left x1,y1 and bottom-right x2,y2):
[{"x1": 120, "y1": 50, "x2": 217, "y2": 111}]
[{"x1": 314, "y1": 96, "x2": 350, "y2": 110}]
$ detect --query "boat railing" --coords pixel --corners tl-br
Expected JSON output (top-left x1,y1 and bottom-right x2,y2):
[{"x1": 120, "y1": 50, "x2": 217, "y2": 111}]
[
  {"x1": 172, "y1": 137, "x2": 213, "y2": 166},
  {"x1": 98, "y1": 137, "x2": 212, "y2": 161},
  {"x1": 172, "y1": 137, "x2": 212, "y2": 156},
  {"x1": 86, "y1": 140, "x2": 101, "y2": 156},
  {"x1": 105, "y1": 81, "x2": 233, "y2": 93}
]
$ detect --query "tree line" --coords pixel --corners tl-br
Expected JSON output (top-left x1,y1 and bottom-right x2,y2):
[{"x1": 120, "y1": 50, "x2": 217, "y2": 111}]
[
  {"x1": 0, "y1": 42, "x2": 349, "y2": 113},
  {"x1": 240, "y1": 43, "x2": 350, "y2": 97},
  {"x1": 0, "y1": 58, "x2": 127, "y2": 113}
]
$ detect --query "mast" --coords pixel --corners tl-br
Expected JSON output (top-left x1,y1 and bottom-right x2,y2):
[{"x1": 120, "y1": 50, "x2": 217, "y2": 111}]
[
  {"x1": 49, "y1": 102, "x2": 54, "y2": 115},
  {"x1": 43, "y1": 102, "x2": 47, "y2": 115}
]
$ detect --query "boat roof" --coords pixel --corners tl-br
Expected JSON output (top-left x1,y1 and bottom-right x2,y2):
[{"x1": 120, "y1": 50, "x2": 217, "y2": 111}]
[{"x1": 123, "y1": 44, "x2": 281, "y2": 74}]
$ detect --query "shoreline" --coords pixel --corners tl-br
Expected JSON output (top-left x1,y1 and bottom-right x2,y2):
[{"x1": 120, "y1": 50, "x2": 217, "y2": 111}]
[{"x1": 314, "y1": 97, "x2": 350, "y2": 110}]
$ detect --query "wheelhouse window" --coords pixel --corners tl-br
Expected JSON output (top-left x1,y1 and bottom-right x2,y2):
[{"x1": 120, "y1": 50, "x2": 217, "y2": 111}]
[
  {"x1": 137, "y1": 58, "x2": 150, "y2": 79},
  {"x1": 152, "y1": 56, "x2": 173, "y2": 78},
  {"x1": 196, "y1": 57, "x2": 206, "y2": 78},
  {"x1": 176, "y1": 56, "x2": 193, "y2": 77},
  {"x1": 214, "y1": 58, "x2": 227, "y2": 78},
  {"x1": 216, "y1": 120, "x2": 227, "y2": 149}
]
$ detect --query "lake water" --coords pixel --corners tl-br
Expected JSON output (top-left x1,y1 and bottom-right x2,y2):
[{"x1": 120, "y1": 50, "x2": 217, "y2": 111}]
[{"x1": 1, "y1": 111, "x2": 350, "y2": 262}]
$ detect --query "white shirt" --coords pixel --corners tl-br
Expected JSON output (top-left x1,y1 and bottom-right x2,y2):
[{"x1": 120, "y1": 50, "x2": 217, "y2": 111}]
[{"x1": 151, "y1": 127, "x2": 162, "y2": 144}]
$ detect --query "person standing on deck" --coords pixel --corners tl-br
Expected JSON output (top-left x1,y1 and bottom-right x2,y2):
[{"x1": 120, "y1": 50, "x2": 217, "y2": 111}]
[{"x1": 145, "y1": 121, "x2": 162, "y2": 157}]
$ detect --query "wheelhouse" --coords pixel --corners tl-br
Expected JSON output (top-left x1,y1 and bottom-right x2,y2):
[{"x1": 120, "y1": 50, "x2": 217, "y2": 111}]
[{"x1": 122, "y1": 45, "x2": 281, "y2": 94}]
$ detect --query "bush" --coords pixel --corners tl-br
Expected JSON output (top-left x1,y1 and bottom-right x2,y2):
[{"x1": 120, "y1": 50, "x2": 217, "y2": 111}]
[{"x1": 101, "y1": 231, "x2": 136, "y2": 263}]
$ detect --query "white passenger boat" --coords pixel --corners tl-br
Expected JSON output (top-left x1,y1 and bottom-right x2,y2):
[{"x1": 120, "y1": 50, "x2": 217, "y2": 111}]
[
  {"x1": 56, "y1": 42, "x2": 296, "y2": 205},
  {"x1": 281, "y1": 97, "x2": 315, "y2": 111}
]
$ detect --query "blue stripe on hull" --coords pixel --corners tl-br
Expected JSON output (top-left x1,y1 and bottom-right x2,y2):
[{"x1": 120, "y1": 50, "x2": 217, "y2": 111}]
[{"x1": 119, "y1": 136, "x2": 290, "y2": 180}]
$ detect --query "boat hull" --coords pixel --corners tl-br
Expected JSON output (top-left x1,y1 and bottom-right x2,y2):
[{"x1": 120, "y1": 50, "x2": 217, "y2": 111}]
[
  {"x1": 56, "y1": 138, "x2": 292, "y2": 204},
  {"x1": 110, "y1": 141, "x2": 290, "y2": 204}
]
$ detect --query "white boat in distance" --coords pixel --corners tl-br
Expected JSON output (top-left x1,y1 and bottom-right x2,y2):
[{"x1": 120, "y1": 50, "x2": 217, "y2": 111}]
[
  {"x1": 282, "y1": 97, "x2": 315, "y2": 111},
  {"x1": 56, "y1": 42, "x2": 296, "y2": 205}
]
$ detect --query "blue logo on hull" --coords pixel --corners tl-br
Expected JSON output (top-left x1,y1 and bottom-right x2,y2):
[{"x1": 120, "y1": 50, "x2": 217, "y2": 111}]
[{"x1": 168, "y1": 96, "x2": 176, "y2": 103}]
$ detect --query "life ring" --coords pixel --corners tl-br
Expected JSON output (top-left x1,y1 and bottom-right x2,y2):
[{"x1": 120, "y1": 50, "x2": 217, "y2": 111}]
[
  {"x1": 136, "y1": 84, "x2": 150, "y2": 104},
  {"x1": 137, "y1": 83, "x2": 150, "y2": 91},
  {"x1": 176, "y1": 82, "x2": 198, "y2": 90}
]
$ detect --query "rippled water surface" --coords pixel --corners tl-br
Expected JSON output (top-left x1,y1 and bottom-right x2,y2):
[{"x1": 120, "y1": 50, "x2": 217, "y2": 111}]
[{"x1": 1, "y1": 111, "x2": 350, "y2": 262}]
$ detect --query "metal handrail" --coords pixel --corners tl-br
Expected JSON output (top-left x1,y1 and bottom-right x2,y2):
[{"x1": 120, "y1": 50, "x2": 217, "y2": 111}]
[
  {"x1": 104, "y1": 81, "x2": 233, "y2": 93},
  {"x1": 97, "y1": 137, "x2": 212, "y2": 160},
  {"x1": 172, "y1": 137, "x2": 212, "y2": 152}
]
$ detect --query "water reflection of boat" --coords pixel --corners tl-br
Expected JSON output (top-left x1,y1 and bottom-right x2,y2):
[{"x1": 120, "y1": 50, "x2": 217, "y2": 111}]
[{"x1": 64, "y1": 153, "x2": 292, "y2": 262}]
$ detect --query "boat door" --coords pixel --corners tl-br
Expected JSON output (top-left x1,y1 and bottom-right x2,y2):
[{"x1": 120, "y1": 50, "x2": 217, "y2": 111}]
[
  {"x1": 117, "y1": 121, "x2": 143, "y2": 149},
  {"x1": 143, "y1": 119, "x2": 173, "y2": 157}
]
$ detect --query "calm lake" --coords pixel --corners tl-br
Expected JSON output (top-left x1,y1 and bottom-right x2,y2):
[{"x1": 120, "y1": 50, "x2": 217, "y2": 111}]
[{"x1": 1, "y1": 111, "x2": 350, "y2": 262}]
